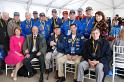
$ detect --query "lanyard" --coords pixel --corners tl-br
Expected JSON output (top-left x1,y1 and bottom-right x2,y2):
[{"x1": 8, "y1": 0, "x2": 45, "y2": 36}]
[
  {"x1": 40, "y1": 21, "x2": 45, "y2": 30},
  {"x1": 85, "y1": 17, "x2": 93, "y2": 32},
  {"x1": 92, "y1": 40, "x2": 98, "y2": 54},
  {"x1": 53, "y1": 18, "x2": 57, "y2": 26},
  {"x1": 72, "y1": 37, "x2": 76, "y2": 47},
  {"x1": 69, "y1": 20, "x2": 75, "y2": 27},
  {"x1": 26, "y1": 20, "x2": 32, "y2": 28}
]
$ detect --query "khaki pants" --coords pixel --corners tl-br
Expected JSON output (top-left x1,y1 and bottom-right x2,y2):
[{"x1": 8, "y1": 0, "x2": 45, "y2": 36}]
[
  {"x1": 45, "y1": 51, "x2": 64, "y2": 69},
  {"x1": 57, "y1": 55, "x2": 81, "y2": 79}
]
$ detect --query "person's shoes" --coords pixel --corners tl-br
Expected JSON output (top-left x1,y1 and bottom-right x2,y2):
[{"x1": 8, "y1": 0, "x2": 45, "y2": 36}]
[
  {"x1": 13, "y1": 77, "x2": 17, "y2": 81},
  {"x1": 39, "y1": 74, "x2": 44, "y2": 82},
  {"x1": 73, "y1": 79, "x2": 77, "y2": 82},
  {"x1": 28, "y1": 72, "x2": 34, "y2": 78},
  {"x1": 54, "y1": 70, "x2": 59, "y2": 79},
  {"x1": 56, "y1": 77, "x2": 65, "y2": 82}
]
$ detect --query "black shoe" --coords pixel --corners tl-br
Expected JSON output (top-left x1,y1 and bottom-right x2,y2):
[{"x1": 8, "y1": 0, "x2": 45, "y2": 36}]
[
  {"x1": 73, "y1": 79, "x2": 77, "y2": 82},
  {"x1": 56, "y1": 77, "x2": 65, "y2": 82},
  {"x1": 39, "y1": 74, "x2": 44, "y2": 82},
  {"x1": 28, "y1": 72, "x2": 34, "y2": 78}
]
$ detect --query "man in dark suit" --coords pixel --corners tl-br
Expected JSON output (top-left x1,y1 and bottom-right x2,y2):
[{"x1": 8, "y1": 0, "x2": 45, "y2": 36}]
[
  {"x1": 77, "y1": 27, "x2": 112, "y2": 82},
  {"x1": 23, "y1": 26, "x2": 47, "y2": 82}
]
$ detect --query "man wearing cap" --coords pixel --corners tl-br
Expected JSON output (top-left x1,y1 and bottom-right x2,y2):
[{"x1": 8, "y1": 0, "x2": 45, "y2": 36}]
[
  {"x1": 20, "y1": 12, "x2": 34, "y2": 37},
  {"x1": 57, "y1": 24, "x2": 84, "y2": 82},
  {"x1": 78, "y1": 6, "x2": 95, "y2": 39},
  {"x1": 62, "y1": 11, "x2": 69, "y2": 24},
  {"x1": 32, "y1": 11, "x2": 39, "y2": 24},
  {"x1": 48, "y1": 9, "x2": 62, "y2": 33},
  {"x1": 76, "y1": 8, "x2": 86, "y2": 21},
  {"x1": 34, "y1": 12, "x2": 51, "y2": 41},
  {"x1": 45, "y1": 26, "x2": 66, "y2": 78},
  {"x1": 61, "y1": 9, "x2": 82, "y2": 36},
  {"x1": 7, "y1": 12, "x2": 21, "y2": 37}
]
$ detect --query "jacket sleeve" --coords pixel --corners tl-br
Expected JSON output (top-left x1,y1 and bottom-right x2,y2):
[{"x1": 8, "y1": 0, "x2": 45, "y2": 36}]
[
  {"x1": 99, "y1": 40, "x2": 112, "y2": 63},
  {"x1": 39, "y1": 35, "x2": 47, "y2": 55},
  {"x1": 22, "y1": 36, "x2": 28, "y2": 55},
  {"x1": 9, "y1": 37, "x2": 15, "y2": 52},
  {"x1": 7, "y1": 21, "x2": 13, "y2": 37}
]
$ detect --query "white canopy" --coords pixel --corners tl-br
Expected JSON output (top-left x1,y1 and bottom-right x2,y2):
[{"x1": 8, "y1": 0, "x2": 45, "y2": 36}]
[{"x1": 0, "y1": 0, "x2": 124, "y2": 20}]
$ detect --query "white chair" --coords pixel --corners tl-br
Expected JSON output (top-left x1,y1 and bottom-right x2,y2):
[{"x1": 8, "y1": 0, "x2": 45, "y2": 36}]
[
  {"x1": 5, "y1": 64, "x2": 14, "y2": 76},
  {"x1": 64, "y1": 60, "x2": 75, "y2": 78},
  {"x1": 113, "y1": 45, "x2": 124, "y2": 82},
  {"x1": 31, "y1": 58, "x2": 40, "y2": 69},
  {"x1": 64, "y1": 60, "x2": 95, "y2": 79},
  {"x1": 84, "y1": 68, "x2": 95, "y2": 80}
]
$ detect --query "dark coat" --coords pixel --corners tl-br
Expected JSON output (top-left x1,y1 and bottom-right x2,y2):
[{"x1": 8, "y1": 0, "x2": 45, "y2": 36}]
[
  {"x1": 23, "y1": 34, "x2": 47, "y2": 55},
  {"x1": 0, "y1": 18, "x2": 11, "y2": 51},
  {"x1": 83, "y1": 38, "x2": 112, "y2": 75},
  {"x1": 47, "y1": 33, "x2": 66, "y2": 53}
]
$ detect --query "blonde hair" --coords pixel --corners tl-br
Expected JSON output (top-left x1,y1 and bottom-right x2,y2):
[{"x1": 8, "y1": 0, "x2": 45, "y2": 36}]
[{"x1": 119, "y1": 29, "x2": 124, "y2": 41}]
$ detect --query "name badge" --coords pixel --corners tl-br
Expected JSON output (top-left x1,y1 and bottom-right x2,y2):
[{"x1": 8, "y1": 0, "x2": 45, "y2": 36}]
[
  {"x1": 67, "y1": 30, "x2": 71, "y2": 35},
  {"x1": 71, "y1": 47, "x2": 75, "y2": 54}
]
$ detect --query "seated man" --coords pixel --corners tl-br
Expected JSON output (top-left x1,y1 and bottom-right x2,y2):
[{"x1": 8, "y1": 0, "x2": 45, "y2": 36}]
[
  {"x1": 57, "y1": 24, "x2": 84, "y2": 82},
  {"x1": 77, "y1": 27, "x2": 112, "y2": 82},
  {"x1": 45, "y1": 25, "x2": 66, "y2": 78},
  {"x1": 23, "y1": 26, "x2": 47, "y2": 82}
]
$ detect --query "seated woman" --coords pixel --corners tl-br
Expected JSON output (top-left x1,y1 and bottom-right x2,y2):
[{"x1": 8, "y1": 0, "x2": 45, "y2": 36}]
[
  {"x1": 5, "y1": 27, "x2": 25, "y2": 80},
  {"x1": 77, "y1": 27, "x2": 112, "y2": 82}
]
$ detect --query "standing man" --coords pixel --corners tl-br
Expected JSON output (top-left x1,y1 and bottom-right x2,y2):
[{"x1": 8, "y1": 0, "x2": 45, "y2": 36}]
[
  {"x1": 77, "y1": 28, "x2": 112, "y2": 82},
  {"x1": 78, "y1": 6, "x2": 95, "y2": 39},
  {"x1": 0, "y1": 12, "x2": 11, "y2": 74},
  {"x1": 32, "y1": 11, "x2": 39, "y2": 24},
  {"x1": 34, "y1": 12, "x2": 51, "y2": 41},
  {"x1": 23, "y1": 26, "x2": 47, "y2": 82},
  {"x1": 7, "y1": 12, "x2": 21, "y2": 37},
  {"x1": 20, "y1": 12, "x2": 33, "y2": 37},
  {"x1": 57, "y1": 24, "x2": 84, "y2": 82},
  {"x1": 49, "y1": 9, "x2": 62, "y2": 34},
  {"x1": 62, "y1": 11, "x2": 69, "y2": 24},
  {"x1": 76, "y1": 8, "x2": 85, "y2": 21},
  {"x1": 61, "y1": 10, "x2": 82, "y2": 36}
]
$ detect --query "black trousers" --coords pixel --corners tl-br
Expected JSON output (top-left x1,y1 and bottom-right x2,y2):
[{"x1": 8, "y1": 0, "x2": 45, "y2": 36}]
[{"x1": 23, "y1": 52, "x2": 45, "y2": 75}]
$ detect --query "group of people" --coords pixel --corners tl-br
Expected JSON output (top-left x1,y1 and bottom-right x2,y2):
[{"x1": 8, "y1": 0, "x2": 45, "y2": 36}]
[{"x1": 0, "y1": 6, "x2": 123, "y2": 82}]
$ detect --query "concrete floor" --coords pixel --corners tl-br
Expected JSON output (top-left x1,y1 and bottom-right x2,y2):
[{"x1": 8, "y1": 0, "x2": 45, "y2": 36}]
[{"x1": 0, "y1": 70, "x2": 123, "y2": 82}]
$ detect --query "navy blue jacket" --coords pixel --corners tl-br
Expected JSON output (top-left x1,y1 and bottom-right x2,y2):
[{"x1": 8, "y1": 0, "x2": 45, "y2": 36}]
[
  {"x1": 47, "y1": 33, "x2": 66, "y2": 53},
  {"x1": 65, "y1": 33, "x2": 84, "y2": 56},
  {"x1": 83, "y1": 38, "x2": 112, "y2": 75}
]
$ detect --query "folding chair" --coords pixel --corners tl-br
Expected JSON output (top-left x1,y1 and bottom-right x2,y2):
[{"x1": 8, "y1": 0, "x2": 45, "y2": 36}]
[{"x1": 113, "y1": 45, "x2": 124, "y2": 82}]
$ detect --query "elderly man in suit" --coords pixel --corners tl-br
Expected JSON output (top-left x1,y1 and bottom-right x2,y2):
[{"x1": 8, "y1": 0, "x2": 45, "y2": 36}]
[{"x1": 23, "y1": 26, "x2": 47, "y2": 82}]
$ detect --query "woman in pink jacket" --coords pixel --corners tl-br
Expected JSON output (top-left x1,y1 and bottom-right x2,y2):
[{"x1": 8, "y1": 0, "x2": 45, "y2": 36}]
[{"x1": 5, "y1": 27, "x2": 25, "y2": 80}]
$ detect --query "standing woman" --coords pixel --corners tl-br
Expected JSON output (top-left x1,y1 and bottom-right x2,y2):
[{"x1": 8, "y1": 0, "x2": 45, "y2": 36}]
[
  {"x1": 94, "y1": 11, "x2": 109, "y2": 38},
  {"x1": 5, "y1": 27, "x2": 25, "y2": 80}
]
